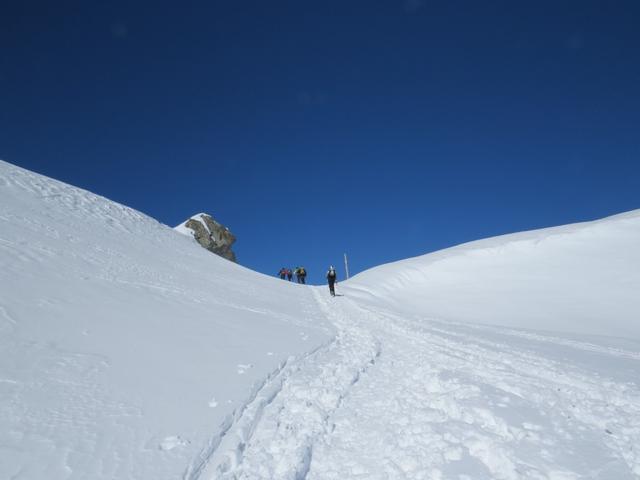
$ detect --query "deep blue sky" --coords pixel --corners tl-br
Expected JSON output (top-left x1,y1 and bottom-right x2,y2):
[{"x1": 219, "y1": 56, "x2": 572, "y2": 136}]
[{"x1": 2, "y1": 1, "x2": 639, "y2": 284}]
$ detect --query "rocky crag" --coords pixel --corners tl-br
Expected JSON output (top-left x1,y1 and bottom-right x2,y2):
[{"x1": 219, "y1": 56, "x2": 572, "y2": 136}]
[{"x1": 174, "y1": 213, "x2": 237, "y2": 262}]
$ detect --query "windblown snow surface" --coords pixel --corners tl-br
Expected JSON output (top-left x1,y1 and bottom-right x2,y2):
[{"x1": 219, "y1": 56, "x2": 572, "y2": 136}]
[{"x1": 1, "y1": 159, "x2": 640, "y2": 480}]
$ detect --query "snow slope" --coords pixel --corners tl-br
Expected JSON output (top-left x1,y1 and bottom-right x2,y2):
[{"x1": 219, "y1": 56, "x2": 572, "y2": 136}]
[
  {"x1": 204, "y1": 212, "x2": 640, "y2": 479},
  {"x1": 221, "y1": 292, "x2": 640, "y2": 479},
  {"x1": 186, "y1": 209, "x2": 640, "y2": 479},
  {"x1": 0, "y1": 160, "x2": 332, "y2": 479},
  {"x1": 2, "y1": 159, "x2": 640, "y2": 479},
  {"x1": 345, "y1": 210, "x2": 640, "y2": 339}
]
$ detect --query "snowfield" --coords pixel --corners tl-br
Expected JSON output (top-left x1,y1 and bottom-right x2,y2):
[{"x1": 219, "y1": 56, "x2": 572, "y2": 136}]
[
  {"x1": 1, "y1": 159, "x2": 639, "y2": 479},
  {"x1": 345, "y1": 209, "x2": 640, "y2": 340},
  {"x1": 0, "y1": 161, "x2": 332, "y2": 479}
]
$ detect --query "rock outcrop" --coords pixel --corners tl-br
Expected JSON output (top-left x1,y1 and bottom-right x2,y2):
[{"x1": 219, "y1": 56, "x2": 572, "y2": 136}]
[{"x1": 174, "y1": 213, "x2": 237, "y2": 262}]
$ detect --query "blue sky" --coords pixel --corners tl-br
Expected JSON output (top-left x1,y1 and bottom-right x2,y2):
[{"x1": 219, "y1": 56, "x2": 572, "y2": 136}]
[{"x1": 2, "y1": 1, "x2": 639, "y2": 284}]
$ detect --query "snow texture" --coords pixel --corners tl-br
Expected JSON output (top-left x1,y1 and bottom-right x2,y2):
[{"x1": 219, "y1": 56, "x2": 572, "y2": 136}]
[
  {"x1": 0, "y1": 161, "x2": 331, "y2": 479},
  {"x1": 1, "y1": 159, "x2": 639, "y2": 479}
]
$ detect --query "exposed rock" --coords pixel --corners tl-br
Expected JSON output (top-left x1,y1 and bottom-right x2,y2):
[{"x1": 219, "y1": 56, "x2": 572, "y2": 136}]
[{"x1": 175, "y1": 213, "x2": 237, "y2": 262}]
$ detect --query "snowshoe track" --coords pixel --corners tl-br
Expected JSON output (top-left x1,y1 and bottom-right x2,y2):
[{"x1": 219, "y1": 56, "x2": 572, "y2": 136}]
[
  {"x1": 187, "y1": 289, "x2": 380, "y2": 479},
  {"x1": 187, "y1": 290, "x2": 640, "y2": 479},
  {"x1": 307, "y1": 304, "x2": 640, "y2": 479}
]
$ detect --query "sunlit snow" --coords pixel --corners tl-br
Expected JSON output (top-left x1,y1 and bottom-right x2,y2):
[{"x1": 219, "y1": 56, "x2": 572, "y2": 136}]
[{"x1": 1, "y1": 159, "x2": 639, "y2": 479}]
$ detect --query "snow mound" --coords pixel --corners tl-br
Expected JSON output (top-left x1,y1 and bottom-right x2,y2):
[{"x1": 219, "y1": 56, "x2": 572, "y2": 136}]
[{"x1": 345, "y1": 210, "x2": 640, "y2": 339}]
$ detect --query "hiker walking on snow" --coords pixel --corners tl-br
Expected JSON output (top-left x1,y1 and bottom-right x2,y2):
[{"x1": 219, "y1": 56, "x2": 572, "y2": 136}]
[
  {"x1": 327, "y1": 265, "x2": 337, "y2": 296},
  {"x1": 295, "y1": 266, "x2": 307, "y2": 284},
  {"x1": 286, "y1": 268, "x2": 293, "y2": 281},
  {"x1": 278, "y1": 267, "x2": 287, "y2": 280}
]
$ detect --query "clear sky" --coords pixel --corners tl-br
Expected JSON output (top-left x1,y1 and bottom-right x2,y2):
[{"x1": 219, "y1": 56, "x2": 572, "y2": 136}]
[{"x1": 2, "y1": 1, "x2": 639, "y2": 284}]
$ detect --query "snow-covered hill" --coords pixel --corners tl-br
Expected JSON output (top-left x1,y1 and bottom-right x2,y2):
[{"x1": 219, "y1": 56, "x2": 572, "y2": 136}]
[
  {"x1": 0, "y1": 160, "x2": 332, "y2": 479},
  {"x1": 345, "y1": 210, "x2": 640, "y2": 339},
  {"x1": 1, "y1": 159, "x2": 639, "y2": 479}
]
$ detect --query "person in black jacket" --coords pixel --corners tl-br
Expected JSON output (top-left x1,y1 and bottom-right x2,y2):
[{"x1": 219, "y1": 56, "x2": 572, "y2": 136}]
[
  {"x1": 296, "y1": 266, "x2": 307, "y2": 284},
  {"x1": 326, "y1": 266, "x2": 337, "y2": 296}
]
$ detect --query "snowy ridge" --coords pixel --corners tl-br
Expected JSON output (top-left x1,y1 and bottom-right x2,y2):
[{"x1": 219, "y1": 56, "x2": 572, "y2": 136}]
[
  {"x1": 345, "y1": 210, "x2": 640, "y2": 339},
  {"x1": 0, "y1": 160, "x2": 332, "y2": 480}
]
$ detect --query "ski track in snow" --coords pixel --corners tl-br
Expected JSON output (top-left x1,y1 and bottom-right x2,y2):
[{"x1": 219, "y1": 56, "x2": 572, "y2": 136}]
[
  {"x1": 307, "y1": 303, "x2": 640, "y2": 479},
  {"x1": 187, "y1": 289, "x2": 640, "y2": 480},
  {"x1": 186, "y1": 289, "x2": 381, "y2": 480},
  {"x1": 0, "y1": 305, "x2": 17, "y2": 330}
]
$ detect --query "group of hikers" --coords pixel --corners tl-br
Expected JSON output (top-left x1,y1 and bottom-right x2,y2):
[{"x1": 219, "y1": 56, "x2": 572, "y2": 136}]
[
  {"x1": 278, "y1": 265, "x2": 338, "y2": 296},
  {"x1": 278, "y1": 266, "x2": 307, "y2": 284}
]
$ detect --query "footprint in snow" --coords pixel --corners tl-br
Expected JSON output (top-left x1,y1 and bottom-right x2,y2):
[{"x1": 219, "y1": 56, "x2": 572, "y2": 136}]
[
  {"x1": 237, "y1": 364, "x2": 253, "y2": 374},
  {"x1": 159, "y1": 435, "x2": 189, "y2": 451}
]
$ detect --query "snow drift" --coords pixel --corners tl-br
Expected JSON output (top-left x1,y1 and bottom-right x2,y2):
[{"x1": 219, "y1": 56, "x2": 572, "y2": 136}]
[{"x1": 345, "y1": 210, "x2": 640, "y2": 339}]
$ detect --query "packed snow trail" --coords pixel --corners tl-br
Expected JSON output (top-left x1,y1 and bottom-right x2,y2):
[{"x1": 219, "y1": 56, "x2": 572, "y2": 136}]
[
  {"x1": 194, "y1": 289, "x2": 640, "y2": 480},
  {"x1": 308, "y1": 301, "x2": 640, "y2": 479},
  {"x1": 191, "y1": 289, "x2": 381, "y2": 479}
]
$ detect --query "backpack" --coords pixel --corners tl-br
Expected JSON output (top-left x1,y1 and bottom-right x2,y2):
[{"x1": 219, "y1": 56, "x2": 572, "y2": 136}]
[
  {"x1": 328, "y1": 269, "x2": 336, "y2": 278},
  {"x1": 299, "y1": 267, "x2": 306, "y2": 276}
]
